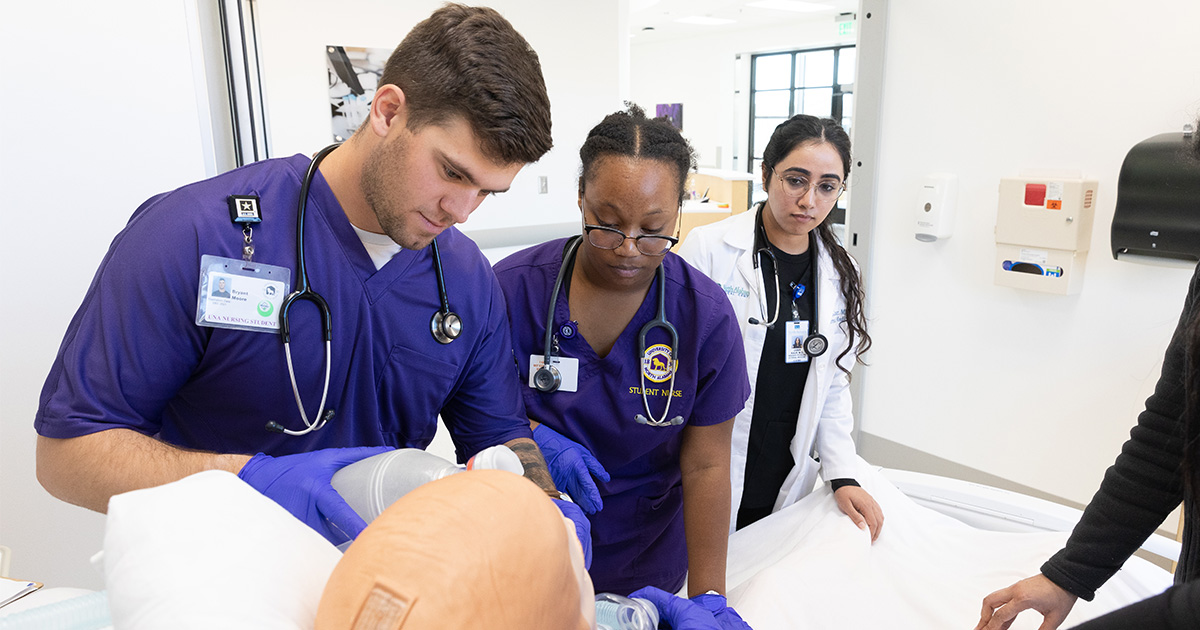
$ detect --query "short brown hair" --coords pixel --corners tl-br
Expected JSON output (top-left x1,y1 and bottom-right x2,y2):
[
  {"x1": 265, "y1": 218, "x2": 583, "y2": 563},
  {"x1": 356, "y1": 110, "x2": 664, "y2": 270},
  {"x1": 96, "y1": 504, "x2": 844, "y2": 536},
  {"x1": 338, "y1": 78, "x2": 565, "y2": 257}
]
[{"x1": 381, "y1": 3, "x2": 553, "y2": 164}]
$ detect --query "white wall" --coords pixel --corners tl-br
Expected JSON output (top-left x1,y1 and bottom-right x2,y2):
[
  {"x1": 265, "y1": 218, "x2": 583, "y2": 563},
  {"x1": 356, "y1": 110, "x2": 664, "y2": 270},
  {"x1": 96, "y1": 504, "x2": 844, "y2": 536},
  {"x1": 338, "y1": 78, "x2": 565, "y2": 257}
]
[
  {"x1": 630, "y1": 17, "x2": 854, "y2": 171},
  {"x1": 633, "y1": 1, "x2": 1200, "y2": 522},
  {"x1": 253, "y1": 0, "x2": 624, "y2": 232},
  {"x1": 0, "y1": 0, "x2": 213, "y2": 588},
  {"x1": 860, "y1": 1, "x2": 1200, "y2": 510},
  {"x1": 0, "y1": 0, "x2": 624, "y2": 589}
]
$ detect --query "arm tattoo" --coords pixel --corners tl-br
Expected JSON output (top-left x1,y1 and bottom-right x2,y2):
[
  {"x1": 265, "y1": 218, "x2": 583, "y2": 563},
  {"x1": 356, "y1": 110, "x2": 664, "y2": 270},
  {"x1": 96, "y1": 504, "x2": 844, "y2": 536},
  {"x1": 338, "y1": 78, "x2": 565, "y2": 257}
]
[{"x1": 506, "y1": 438, "x2": 557, "y2": 495}]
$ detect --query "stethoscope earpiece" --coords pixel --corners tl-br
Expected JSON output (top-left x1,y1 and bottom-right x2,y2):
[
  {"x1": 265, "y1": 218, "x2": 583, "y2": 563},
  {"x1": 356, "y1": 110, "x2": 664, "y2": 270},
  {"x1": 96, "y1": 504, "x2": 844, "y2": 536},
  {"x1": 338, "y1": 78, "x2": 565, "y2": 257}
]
[{"x1": 635, "y1": 414, "x2": 684, "y2": 426}]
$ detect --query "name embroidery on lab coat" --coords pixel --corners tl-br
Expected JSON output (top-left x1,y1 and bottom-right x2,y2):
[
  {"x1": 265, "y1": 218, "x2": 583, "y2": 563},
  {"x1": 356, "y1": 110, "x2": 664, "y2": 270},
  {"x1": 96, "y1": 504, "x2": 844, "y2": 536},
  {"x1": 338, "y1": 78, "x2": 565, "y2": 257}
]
[{"x1": 720, "y1": 283, "x2": 750, "y2": 299}]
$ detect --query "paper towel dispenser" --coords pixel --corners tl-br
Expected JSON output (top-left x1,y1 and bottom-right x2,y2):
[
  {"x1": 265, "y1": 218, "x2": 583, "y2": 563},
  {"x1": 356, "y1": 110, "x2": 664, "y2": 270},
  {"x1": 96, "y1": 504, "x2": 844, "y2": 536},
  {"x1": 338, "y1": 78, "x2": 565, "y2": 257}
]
[{"x1": 1111, "y1": 131, "x2": 1200, "y2": 262}]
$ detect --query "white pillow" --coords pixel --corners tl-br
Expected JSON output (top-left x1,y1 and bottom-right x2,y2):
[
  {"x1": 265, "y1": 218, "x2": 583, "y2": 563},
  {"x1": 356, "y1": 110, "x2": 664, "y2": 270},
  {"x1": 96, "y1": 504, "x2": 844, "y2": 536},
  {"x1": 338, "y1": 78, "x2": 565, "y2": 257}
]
[{"x1": 104, "y1": 470, "x2": 341, "y2": 630}]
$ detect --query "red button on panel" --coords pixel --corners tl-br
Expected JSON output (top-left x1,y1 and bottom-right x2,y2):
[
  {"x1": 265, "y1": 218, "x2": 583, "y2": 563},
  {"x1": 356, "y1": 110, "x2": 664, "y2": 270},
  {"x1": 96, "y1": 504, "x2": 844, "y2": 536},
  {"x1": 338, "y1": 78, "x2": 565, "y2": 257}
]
[{"x1": 1024, "y1": 183, "x2": 1047, "y2": 206}]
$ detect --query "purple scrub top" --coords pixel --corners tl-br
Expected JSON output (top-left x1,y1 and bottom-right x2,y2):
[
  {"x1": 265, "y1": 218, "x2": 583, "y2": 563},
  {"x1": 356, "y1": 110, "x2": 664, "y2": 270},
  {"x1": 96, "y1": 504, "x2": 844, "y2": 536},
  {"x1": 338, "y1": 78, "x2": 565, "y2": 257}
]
[
  {"x1": 494, "y1": 238, "x2": 749, "y2": 594},
  {"x1": 36, "y1": 154, "x2": 531, "y2": 460}
]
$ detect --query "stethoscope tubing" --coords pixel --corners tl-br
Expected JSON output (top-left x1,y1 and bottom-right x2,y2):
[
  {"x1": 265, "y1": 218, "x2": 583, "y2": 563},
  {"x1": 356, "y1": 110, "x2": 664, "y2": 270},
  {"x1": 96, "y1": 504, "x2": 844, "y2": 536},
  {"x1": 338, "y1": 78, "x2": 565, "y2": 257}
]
[
  {"x1": 750, "y1": 203, "x2": 826, "y2": 358},
  {"x1": 429, "y1": 238, "x2": 463, "y2": 344},
  {"x1": 269, "y1": 143, "x2": 460, "y2": 435},
  {"x1": 271, "y1": 143, "x2": 341, "y2": 436},
  {"x1": 536, "y1": 236, "x2": 682, "y2": 426},
  {"x1": 635, "y1": 265, "x2": 683, "y2": 427}
]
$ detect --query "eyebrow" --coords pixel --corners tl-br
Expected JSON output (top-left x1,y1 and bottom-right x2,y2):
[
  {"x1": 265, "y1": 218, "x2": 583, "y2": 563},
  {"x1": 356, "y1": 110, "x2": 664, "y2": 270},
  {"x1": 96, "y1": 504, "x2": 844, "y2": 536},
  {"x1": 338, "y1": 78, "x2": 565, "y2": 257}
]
[
  {"x1": 443, "y1": 154, "x2": 511, "y2": 195},
  {"x1": 590, "y1": 200, "x2": 668, "y2": 218},
  {"x1": 780, "y1": 166, "x2": 842, "y2": 182}
]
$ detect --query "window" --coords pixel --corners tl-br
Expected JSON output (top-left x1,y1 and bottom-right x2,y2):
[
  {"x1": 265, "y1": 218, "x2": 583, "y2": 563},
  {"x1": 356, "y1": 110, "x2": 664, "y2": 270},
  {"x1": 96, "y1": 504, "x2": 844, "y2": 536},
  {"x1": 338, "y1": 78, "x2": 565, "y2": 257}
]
[{"x1": 749, "y1": 45, "x2": 855, "y2": 208}]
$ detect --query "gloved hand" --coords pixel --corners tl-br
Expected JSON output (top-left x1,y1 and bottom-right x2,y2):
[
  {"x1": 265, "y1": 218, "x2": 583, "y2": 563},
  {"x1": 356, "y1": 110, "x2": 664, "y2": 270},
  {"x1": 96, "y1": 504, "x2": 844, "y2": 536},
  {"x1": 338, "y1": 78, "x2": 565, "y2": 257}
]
[
  {"x1": 627, "y1": 586, "x2": 720, "y2": 630},
  {"x1": 533, "y1": 423, "x2": 610, "y2": 513},
  {"x1": 690, "y1": 592, "x2": 753, "y2": 630},
  {"x1": 237, "y1": 446, "x2": 393, "y2": 545},
  {"x1": 553, "y1": 497, "x2": 593, "y2": 570}
]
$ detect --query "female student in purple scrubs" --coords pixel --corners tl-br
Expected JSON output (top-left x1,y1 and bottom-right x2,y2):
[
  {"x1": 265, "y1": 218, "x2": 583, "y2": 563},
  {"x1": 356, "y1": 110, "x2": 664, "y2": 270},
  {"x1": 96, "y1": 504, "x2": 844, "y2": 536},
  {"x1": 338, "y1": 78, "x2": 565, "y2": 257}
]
[{"x1": 493, "y1": 107, "x2": 751, "y2": 615}]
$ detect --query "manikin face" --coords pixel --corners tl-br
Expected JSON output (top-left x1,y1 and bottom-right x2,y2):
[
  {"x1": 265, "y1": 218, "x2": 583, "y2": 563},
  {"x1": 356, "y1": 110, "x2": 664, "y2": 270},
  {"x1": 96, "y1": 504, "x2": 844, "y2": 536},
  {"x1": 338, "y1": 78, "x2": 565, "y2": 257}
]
[
  {"x1": 761, "y1": 140, "x2": 845, "y2": 247},
  {"x1": 360, "y1": 116, "x2": 523, "y2": 250},
  {"x1": 577, "y1": 156, "x2": 680, "y2": 291}
]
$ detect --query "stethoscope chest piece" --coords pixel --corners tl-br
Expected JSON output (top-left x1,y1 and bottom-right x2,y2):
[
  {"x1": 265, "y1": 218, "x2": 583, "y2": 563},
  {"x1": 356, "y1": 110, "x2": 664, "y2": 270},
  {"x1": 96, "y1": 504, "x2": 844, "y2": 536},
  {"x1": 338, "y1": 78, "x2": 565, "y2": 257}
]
[
  {"x1": 428, "y1": 238, "x2": 461, "y2": 345},
  {"x1": 803, "y1": 332, "x2": 828, "y2": 358},
  {"x1": 430, "y1": 309, "x2": 462, "y2": 345},
  {"x1": 533, "y1": 363, "x2": 562, "y2": 393}
]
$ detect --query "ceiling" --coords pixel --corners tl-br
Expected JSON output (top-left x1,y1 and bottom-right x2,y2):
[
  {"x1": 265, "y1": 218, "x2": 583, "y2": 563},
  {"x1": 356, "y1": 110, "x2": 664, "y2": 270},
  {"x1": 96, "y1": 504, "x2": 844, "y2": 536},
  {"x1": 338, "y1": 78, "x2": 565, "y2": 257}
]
[{"x1": 629, "y1": 0, "x2": 860, "y2": 41}]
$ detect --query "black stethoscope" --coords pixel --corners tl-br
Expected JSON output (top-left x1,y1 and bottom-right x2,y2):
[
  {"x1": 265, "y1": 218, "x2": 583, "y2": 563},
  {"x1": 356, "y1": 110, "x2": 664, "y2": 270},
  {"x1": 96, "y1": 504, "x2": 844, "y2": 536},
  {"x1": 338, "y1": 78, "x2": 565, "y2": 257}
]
[
  {"x1": 265, "y1": 144, "x2": 461, "y2": 436},
  {"x1": 747, "y1": 204, "x2": 827, "y2": 358},
  {"x1": 532, "y1": 236, "x2": 683, "y2": 427}
]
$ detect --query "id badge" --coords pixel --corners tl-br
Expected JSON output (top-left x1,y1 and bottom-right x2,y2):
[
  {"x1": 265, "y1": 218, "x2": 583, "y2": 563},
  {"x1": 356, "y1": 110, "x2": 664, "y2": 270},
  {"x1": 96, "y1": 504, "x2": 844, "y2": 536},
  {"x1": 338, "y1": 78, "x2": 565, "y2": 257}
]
[
  {"x1": 196, "y1": 254, "x2": 291, "y2": 333},
  {"x1": 785, "y1": 320, "x2": 810, "y2": 364},
  {"x1": 528, "y1": 355, "x2": 580, "y2": 392}
]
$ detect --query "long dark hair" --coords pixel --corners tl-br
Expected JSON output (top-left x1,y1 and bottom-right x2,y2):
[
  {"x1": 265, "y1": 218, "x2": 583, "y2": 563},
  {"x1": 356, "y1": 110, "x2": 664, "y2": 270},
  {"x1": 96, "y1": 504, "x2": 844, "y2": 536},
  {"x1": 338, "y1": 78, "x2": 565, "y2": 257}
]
[{"x1": 761, "y1": 115, "x2": 870, "y2": 374}]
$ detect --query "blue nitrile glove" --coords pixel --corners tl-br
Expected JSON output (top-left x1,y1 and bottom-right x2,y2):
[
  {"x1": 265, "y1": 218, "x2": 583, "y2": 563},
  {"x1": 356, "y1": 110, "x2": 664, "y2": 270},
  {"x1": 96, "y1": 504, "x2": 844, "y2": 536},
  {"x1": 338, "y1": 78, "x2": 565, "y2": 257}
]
[
  {"x1": 553, "y1": 497, "x2": 593, "y2": 569},
  {"x1": 237, "y1": 446, "x2": 393, "y2": 545},
  {"x1": 628, "y1": 586, "x2": 721, "y2": 630},
  {"x1": 690, "y1": 592, "x2": 753, "y2": 630},
  {"x1": 533, "y1": 423, "x2": 610, "y2": 514}
]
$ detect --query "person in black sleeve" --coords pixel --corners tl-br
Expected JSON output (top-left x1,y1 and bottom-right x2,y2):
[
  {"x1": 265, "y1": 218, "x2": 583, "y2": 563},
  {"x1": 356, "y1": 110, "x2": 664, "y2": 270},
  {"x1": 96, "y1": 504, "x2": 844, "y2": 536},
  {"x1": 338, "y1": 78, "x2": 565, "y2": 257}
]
[{"x1": 977, "y1": 116, "x2": 1200, "y2": 630}]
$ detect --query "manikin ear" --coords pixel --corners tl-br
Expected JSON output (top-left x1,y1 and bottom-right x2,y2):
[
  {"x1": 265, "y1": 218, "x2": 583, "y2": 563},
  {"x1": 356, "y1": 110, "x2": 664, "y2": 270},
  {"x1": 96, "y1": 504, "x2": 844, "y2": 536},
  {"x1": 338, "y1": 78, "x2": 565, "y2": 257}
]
[{"x1": 367, "y1": 84, "x2": 408, "y2": 139}]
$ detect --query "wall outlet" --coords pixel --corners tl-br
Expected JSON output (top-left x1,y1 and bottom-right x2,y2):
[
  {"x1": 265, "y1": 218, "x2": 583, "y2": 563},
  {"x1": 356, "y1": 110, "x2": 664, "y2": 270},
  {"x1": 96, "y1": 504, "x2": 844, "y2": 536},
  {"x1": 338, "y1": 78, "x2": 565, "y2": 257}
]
[{"x1": 539, "y1": 175, "x2": 548, "y2": 194}]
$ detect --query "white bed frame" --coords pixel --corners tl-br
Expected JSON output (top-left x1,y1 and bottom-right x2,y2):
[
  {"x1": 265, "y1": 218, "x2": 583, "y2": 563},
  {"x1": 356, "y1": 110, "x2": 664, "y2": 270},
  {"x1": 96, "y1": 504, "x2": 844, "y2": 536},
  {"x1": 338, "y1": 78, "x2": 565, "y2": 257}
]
[{"x1": 881, "y1": 467, "x2": 1182, "y2": 565}]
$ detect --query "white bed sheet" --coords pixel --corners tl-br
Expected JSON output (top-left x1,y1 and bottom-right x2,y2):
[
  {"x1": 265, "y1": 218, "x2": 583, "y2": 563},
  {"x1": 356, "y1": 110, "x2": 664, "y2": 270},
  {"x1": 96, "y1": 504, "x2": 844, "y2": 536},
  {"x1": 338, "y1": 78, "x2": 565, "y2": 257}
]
[
  {"x1": 89, "y1": 466, "x2": 1170, "y2": 630},
  {"x1": 722, "y1": 461, "x2": 1172, "y2": 630},
  {"x1": 720, "y1": 458, "x2": 1171, "y2": 624}
]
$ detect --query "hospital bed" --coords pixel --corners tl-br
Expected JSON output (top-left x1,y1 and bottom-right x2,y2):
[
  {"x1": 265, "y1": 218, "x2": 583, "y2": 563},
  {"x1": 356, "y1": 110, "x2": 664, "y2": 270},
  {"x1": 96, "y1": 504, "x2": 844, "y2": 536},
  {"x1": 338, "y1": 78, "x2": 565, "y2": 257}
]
[
  {"x1": 1, "y1": 462, "x2": 1176, "y2": 630},
  {"x1": 721, "y1": 459, "x2": 1176, "y2": 630}
]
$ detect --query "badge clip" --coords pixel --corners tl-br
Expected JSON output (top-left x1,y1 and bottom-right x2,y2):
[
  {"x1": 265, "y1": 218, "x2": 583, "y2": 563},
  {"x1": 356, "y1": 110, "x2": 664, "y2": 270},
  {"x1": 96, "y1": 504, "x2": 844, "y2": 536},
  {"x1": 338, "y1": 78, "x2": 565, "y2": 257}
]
[
  {"x1": 228, "y1": 195, "x2": 262, "y2": 225},
  {"x1": 228, "y1": 195, "x2": 262, "y2": 263}
]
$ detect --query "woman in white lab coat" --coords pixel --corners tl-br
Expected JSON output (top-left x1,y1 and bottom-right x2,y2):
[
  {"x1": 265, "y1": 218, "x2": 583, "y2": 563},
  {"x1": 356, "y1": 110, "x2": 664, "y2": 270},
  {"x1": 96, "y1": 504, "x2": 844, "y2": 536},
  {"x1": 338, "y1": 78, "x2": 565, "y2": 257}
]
[{"x1": 678, "y1": 114, "x2": 882, "y2": 537}]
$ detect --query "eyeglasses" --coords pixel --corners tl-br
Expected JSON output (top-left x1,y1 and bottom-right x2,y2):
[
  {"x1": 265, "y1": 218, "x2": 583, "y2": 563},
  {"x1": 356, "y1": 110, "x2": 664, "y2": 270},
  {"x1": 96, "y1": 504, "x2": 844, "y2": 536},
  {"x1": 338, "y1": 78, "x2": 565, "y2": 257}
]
[
  {"x1": 583, "y1": 224, "x2": 679, "y2": 256},
  {"x1": 771, "y1": 169, "x2": 845, "y2": 204}
]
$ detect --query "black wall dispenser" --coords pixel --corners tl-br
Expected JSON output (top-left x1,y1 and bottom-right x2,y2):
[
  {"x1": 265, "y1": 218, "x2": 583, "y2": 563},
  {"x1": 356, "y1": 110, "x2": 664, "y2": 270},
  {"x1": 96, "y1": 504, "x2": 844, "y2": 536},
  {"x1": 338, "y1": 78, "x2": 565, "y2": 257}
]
[{"x1": 1111, "y1": 129, "x2": 1200, "y2": 262}]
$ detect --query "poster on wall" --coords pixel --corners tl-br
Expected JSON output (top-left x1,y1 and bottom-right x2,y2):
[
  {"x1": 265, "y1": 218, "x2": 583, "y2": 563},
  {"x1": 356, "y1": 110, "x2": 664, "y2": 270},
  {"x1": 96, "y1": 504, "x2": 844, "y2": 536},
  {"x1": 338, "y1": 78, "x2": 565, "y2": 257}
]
[
  {"x1": 327, "y1": 45, "x2": 390, "y2": 142},
  {"x1": 656, "y1": 103, "x2": 683, "y2": 131}
]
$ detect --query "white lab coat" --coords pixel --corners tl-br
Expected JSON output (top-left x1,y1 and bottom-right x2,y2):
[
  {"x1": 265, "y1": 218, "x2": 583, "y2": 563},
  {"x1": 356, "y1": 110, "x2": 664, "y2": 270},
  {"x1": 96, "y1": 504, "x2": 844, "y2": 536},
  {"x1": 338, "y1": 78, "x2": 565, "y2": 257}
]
[{"x1": 678, "y1": 208, "x2": 861, "y2": 533}]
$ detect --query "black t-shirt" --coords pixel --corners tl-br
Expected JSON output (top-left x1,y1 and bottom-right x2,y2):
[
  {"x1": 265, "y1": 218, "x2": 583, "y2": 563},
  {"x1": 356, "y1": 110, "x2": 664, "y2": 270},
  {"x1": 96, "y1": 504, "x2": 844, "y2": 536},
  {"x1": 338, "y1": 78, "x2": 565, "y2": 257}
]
[{"x1": 737, "y1": 235, "x2": 815, "y2": 527}]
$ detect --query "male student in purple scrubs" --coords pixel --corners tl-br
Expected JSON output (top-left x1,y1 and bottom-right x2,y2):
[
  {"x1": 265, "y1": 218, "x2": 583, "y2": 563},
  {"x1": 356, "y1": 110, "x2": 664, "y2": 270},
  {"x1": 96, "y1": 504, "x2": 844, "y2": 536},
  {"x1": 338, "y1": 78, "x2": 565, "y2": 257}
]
[{"x1": 34, "y1": 4, "x2": 566, "y2": 547}]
